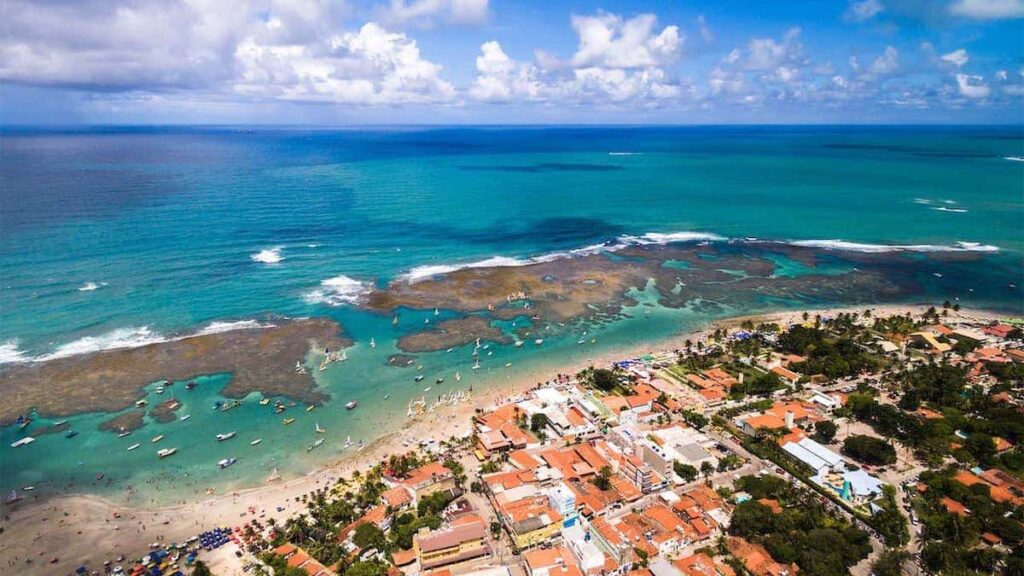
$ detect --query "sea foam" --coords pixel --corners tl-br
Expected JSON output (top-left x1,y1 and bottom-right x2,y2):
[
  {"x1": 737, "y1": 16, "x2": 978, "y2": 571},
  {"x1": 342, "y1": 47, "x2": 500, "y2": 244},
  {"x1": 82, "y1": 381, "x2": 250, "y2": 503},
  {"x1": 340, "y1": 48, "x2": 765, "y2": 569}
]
[
  {"x1": 304, "y1": 275, "x2": 372, "y2": 306},
  {"x1": 251, "y1": 247, "x2": 284, "y2": 264},
  {"x1": 78, "y1": 282, "x2": 105, "y2": 292},
  {"x1": 197, "y1": 320, "x2": 274, "y2": 335},
  {"x1": 0, "y1": 341, "x2": 30, "y2": 364},
  {"x1": 786, "y1": 239, "x2": 998, "y2": 253}
]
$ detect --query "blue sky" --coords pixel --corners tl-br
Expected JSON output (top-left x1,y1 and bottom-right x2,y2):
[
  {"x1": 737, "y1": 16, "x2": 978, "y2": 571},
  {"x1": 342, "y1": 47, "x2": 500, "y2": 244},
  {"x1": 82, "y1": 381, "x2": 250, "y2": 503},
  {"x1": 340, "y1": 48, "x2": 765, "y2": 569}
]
[{"x1": 1, "y1": 0, "x2": 1022, "y2": 124}]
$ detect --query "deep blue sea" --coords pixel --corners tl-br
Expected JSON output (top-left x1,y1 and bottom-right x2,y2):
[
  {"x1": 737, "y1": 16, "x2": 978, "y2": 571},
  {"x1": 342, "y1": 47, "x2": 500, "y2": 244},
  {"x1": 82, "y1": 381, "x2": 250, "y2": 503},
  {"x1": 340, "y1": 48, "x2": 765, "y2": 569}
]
[{"x1": 1, "y1": 125, "x2": 1022, "y2": 502}]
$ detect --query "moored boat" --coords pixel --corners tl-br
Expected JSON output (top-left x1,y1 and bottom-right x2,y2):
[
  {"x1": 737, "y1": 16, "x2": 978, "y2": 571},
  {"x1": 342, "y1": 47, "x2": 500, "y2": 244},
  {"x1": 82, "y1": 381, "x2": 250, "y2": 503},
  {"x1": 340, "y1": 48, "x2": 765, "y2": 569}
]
[
  {"x1": 216, "y1": 431, "x2": 236, "y2": 441},
  {"x1": 250, "y1": 438, "x2": 262, "y2": 446},
  {"x1": 218, "y1": 457, "x2": 237, "y2": 469},
  {"x1": 151, "y1": 435, "x2": 164, "y2": 443},
  {"x1": 282, "y1": 417, "x2": 296, "y2": 425},
  {"x1": 128, "y1": 443, "x2": 141, "y2": 451},
  {"x1": 345, "y1": 400, "x2": 357, "y2": 410},
  {"x1": 157, "y1": 447, "x2": 177, "y2": 458},
  {"x1": 10, "y1": 437, "x2": 35, "y2": 448}
]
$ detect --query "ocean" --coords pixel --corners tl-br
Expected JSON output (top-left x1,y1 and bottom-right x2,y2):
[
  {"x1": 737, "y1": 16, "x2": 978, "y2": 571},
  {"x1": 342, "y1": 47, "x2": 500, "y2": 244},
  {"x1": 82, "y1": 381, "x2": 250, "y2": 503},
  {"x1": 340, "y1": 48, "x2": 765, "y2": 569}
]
[{"x1": 1, "y1": 125, "x2": 1022, "y2": 502}]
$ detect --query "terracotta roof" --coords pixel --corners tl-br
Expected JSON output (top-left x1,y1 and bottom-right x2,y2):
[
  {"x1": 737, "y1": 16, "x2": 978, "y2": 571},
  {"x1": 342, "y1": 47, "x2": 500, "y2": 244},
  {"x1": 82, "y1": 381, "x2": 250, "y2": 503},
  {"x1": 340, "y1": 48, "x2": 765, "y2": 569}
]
[
  {"x1": 743, "y1": 414, "x2": 787, "y2": 431},
  {"x1": 940, "y1": 496, "x2": 969, "y2": 517},
  {"x1": 382, "y1": 486, "x2": 412, "y2": 508},
  {"x1": 391, "y1": 549, "x2": 417, "y2": 566},
  {"x1": 417, "y1": 516, "x2": 487, "y2": 553},
  {"x1": 403, "y1": 462, "x2": 453, "y2": 488}
]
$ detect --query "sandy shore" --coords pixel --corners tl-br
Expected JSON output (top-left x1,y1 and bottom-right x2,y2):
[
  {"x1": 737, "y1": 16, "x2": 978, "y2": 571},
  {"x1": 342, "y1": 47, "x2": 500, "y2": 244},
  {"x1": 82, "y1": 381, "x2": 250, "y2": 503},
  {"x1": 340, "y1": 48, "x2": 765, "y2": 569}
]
[{"x1": 0, "y1": 302, "x2": 1009, "y2": 575}]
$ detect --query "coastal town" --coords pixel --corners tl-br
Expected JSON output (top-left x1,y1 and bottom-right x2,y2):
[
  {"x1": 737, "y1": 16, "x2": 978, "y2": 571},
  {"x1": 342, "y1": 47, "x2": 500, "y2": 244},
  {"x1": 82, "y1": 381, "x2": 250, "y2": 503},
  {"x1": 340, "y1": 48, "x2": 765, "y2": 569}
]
[{"x1": 14, "y1": 304, "x2": 1021, "y2": 576}]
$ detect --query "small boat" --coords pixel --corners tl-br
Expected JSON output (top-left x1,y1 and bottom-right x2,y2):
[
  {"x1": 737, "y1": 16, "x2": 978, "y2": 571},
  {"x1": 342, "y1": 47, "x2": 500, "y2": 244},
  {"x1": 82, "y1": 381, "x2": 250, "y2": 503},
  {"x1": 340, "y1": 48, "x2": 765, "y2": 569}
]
[
  {"x1": 128, "y1": 443, "x2": 141, "y2": 451},
  {"x1": 534, "y1": 339, "x2": 543, "y2": 345},
  {"x1": 151, "y1": 435, "x2": 164, "y2": 443},
  {"x1": 259, "y1": 398, "x2": 270, "y2": 406},
  {"x1": 156, "y1": 386, "x2": 165, "y2": 394},
  {"x1": 370, "y1": 337, "x2": 376, "y2": 348},
  {"x1": 180, "y1": 414, "x2": 191, "y2": 422},
  {"x1": 345, "y1": 400, "x2": 358, "y2": 410},
  {"x1": 315, "y1": 422, "x2": 326, "y2": 434},
  {"x1": 344, "y1": 435, "x2": 354, "y2": 449},
  {"x1": 384, "y1": 394, "x2": 390, "y2": 400},
  {"x1": 250, "y1": 438, "x2": 262, "y2": 446},
  {"x1": 10, "y1": 437, "x2": 35, "y2": 448},
  {"x1": 424, "y1": 387, "x2": 431, "y2": 393},
  {"x1": 135, "y1": 400, "x2": 148, "y2": 408},
  {"x1": 186, "y1": 380, "x2": 198, "y2": 390},
  {"x1": 505, "y1": 362, "x2": 513, "y2": 368},
  {"x1": 415, "y1": 375, "x2": 425, "y2": 382},
  {"x1": 218, "y1": 457, "x2": 237, "y2": 469},
  {"x1": 455, "y1": 372, "x2": 461, "y2": 381},
  {"x1": 220, "y1": 399, "x2": 242, "y2": 412},
  {"x1": 23, "y1": 486, "x2": 35, "y2": 491},
  {"x1": 307, "y1": 438, "x2": 325, "y2": 451},
  {"x1": 54, "y1": 420, "x2": 68, "y2": 427},
  {"x1": 64, "y1": 430, "x2": 79, "y2": 439},
  {"x1": 282, "y1": 417, "x2": 296, "y2": 425},
  {"x1": 472, "y1": 359, "x2": 481, "y2": 370},
  {"x1": 216, "y1": 431, "x2": 236, "y2": 441},
  {"x1": 436, "y1": 377, "x2": 444, "y2": 384},
  {"x1": 578, "y1": 337, "x2": 586, "y2": 345},
  {"x1": 117, "y1": 430, "x2": 132, "y2": 438},
  {"x1": 4, "y1": 490, "x2": 23, "y2": 505},
  {"x1": 514, "y1": 340, "x2": 524, "y2": 347},
  {"x1": 933, "y1": 272, "x2": 943, "y2": 278},
  {"x1": 392, "y1": 314, "x2": 399, "y2": 325},
  {"x1": 306, "y1": 405, "x2": 315, "y2": 412},
  {"x1": 267, "y1": 467, "x2": 281, "y2": 482},
  {"x1": 434, "y1": 308, "x2": 440, "y2": 316},
  {"x1": 157, "y1": 447, "x2": 177, "y2": 458}
]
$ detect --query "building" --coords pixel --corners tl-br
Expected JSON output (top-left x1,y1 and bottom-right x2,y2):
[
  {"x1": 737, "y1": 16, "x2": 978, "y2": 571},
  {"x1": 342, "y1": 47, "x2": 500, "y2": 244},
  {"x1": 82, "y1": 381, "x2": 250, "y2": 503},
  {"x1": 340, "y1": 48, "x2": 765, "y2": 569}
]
[
  {"x1": 727, "y1": 537, "x2": 798, "y2": 576},
  {"x1": 414, "y1": 515, "x2": 492, "y2": 570},
  {"x1": 403, "y1": 462, "x2": 456, "y2": 502},
  {"x1": 272, "y1": 543, "x2": 338, "y2": 576},
  {"x1": 500, "y1": 496, "x2": 564, "y2": 549},
  {"x1": 524, "y1": 546, "x2": 585, "y2": 576}
]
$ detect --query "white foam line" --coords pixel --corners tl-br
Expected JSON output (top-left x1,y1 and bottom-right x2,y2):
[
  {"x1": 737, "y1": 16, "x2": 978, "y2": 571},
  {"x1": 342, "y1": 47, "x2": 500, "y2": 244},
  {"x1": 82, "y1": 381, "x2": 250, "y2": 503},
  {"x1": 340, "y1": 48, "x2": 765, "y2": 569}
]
[
  {"x1": 303, "y1": 275, "x2": 373, "y2": 306},
  {"x1": 251, "y1": 246, "x2": 283, "y2": 264},
  {"x1": 785, "y1": 239, "x2": 997, "y2": 253},
  {"x1": 1004, "y1": 156, "x2": 1024, "y2": 162}
]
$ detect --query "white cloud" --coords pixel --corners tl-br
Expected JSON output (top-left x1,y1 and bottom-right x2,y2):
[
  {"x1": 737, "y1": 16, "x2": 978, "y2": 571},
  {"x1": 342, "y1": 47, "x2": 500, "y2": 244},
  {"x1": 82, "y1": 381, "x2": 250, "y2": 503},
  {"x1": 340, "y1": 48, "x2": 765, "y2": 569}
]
[
  {"x1": 949, "y1": 0, "x2": 1024, "y2": 19},
  {"x1": 740, "y1": 28, "x2": 803, "y2": 70},
  {"x1": 955, "y1": 73, "x2": 991, "y2": 98},
  {"x1": 940, "y1": 48, "x2": 969, "y2": 67},
  {"x1": 377, "y1": 0, "x2": 489, "y2": 28},
  {"x1": 869, "y1": 46, "x2": 899, "y2": 75},
  {"x1": 234, "y1": 22, "x2": 455, "y2": 104},
  {"x1": 697, "y1": 15, "x2": 714, "y2": 44},
  {"x1": 846, "y1": 0, "x2": 885, "y2": 21},
  {"x1": 468, "y1": 41, "x2": 540, "y2": 102},
  {"x1": 570, "y1": 13, "x2": 681, "y2": 69}
]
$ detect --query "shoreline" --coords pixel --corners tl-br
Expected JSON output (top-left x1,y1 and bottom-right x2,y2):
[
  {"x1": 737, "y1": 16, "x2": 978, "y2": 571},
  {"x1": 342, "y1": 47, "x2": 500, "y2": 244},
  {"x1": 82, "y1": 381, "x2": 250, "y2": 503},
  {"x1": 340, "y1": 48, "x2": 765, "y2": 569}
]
[{"x1": 0, "y1": 301, "x2": 1012, "y2": 574}]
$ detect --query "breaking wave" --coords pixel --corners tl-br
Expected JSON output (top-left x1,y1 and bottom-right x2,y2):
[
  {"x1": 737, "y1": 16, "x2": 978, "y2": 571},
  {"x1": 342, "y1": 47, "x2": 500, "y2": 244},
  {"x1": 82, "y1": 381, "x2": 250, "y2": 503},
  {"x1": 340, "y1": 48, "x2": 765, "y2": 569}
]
[
  {"x1": 304, "y1": 275, "x2": 373, "y2": 306},
  {"x1": 251, "y1": 247, "x2": 284, "y2": 264},
  {"x1": 79, "y1": 282, "x2": 106, "y2": 292},
  {"x1": 784, "y1": 240, "x2": 998, "y2": 253}
]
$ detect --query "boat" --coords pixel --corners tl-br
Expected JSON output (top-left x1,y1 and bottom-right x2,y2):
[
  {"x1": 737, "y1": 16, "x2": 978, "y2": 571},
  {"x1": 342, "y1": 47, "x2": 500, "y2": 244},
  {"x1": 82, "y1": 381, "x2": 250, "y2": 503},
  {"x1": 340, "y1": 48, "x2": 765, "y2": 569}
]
[
  {"x1": 267, "y1": 468, "x2": 281, "y2": 482},
  {"x1": 64, "y1": 430, "x2": 79, "y2": 439},
  {"x1": 306, "y1": 405, "x2": 315, "y2": 412},
  {"x1": 455, "y1": 372, "x2": 461, "y2": 381},
  {"x1": 315, "y1": 422, "x2": 325, "y2": 434},
  {"x1": 5, "y1": 490, "x2": 23, "y2": 505},
  {"x1": 392, "y1": 314, "x2": 399, "y2": 325},
  {"x1": 152, "y1": 435, "x2": 164, "y2": 443},
  {"x1": 157, "y1": 447, "x2": 177, "y2": 458},
  {"x1": 578, "y1": 337, "x2": 586, "y2": 345},
  {"x1": 424, "y1": 387, "x2": 431, "y2": 393},
  {"x1": 156, "y1": 386, "x2": 165, "y2": 394},
  {"x1": 54, "y1": 420, "x2": 68, "y2": 427},
  {"x1": 218, "y1": 457, "x2": 237, "y2": 469},
  {"x1": 307, "y1": 438, "x2": 325, "y2": 451},
  {"x1": 22, "y1": 486, "x2": 35, "y2": 491},
  {"x1": 345, "y1": 400, "x2": 358, "y2": 410},
  {"x1": 282, "y1": 417, "x2": 296, "y2": 425},
  {"x1": 216, "y1": 431, "x2": 236, "y2": 441},
  {"x1": 514, "y1": 340, "x2": 524, "y2": 347},
  {"x1": 472, "y1": 359, "x2": 481, "y2": 370},
  {"x1": 135, "y1": 400, "x2": 148, "y2": 408},
  {"x1": 344, "y1": 435, "x2": 354, "y2": 449},
  {"x1": 259, "y1": 398, "x2": 270, "y2": 406},
  {"x1": 434, "y1": 308, "x2": 440, "y2": 316},
  {"x1": 436, "y1": 377, "x2": 444, "y2": 384},
  {"x1": 220, "y1": 399, "x2": 242, "y2": 412},
  {"x1": 186, "y1": 380, "x2": 198, "y2": 390},
  {"x1": 505, "y1": 362, "x2": 513, "y2": 368},
  {"x1": 414, "y1": 375, "x2": 425, "y2": 382},
  {"x1": 369, "y1": 337, "x2": 376, "y2": 348},
  {"x1": 250, "y1": 438, "x2": 262, "y2": 446},
  {"x1": 127, "y1": 443, "x2": 141, "y2": 451},
  {"x1": 180, "y1": 414, "x2": 191, "y2": 422},
  {"x1": 384, "y1": 394, "x2": 390, "y2": 400},
  {"x1": 117, "y1": 430, "x2": 132, "y2": 438},
  {"x1": 10, "y1": 437, "x2": 35, "y2": 448},
  {"x1": 424, "y1": 318, "x2": 430, "y2": 325},
  {"x1": 534, "y1": 339, "x2": 543, "y2": 345}
]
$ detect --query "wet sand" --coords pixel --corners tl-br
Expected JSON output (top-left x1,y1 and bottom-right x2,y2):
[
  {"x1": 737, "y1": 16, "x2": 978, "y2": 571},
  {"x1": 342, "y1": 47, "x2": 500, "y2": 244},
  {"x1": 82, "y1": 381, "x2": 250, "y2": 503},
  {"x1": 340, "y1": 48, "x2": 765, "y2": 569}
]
[{"x1": 0, "y1": 318, "x2": 350, "y2": 424}]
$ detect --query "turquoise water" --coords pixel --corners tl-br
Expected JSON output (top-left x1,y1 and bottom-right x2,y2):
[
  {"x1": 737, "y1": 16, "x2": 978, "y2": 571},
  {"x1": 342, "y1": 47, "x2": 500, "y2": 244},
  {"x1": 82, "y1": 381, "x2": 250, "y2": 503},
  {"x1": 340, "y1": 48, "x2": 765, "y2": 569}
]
[{"x1": 1, "y1": 126, "x2": 1022, "y2": 503}]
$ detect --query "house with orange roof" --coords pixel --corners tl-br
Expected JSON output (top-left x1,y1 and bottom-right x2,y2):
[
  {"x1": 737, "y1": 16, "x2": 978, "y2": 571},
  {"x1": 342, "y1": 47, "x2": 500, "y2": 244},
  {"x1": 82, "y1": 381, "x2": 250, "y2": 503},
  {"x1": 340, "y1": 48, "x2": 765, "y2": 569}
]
[
  {"x1": 739, "y1": 413, "x2": 787, "y2": 436},
  {"x1": 770, "y1": 365, "x2": 801, "y2": 387},
  {"x1": 672, "y1": 552, "x2": 737, "y2": 576},
  {"x1": 727, "y1": 537, "x2": 798, "y2": 576},
  {"x1": 939, "y1": 496, "x2": 969, "y2": 517},
  {"x1": 983, "y1": 323, "x2": 1015, "y2": 339},
  {"x1": 1005, "y1": 349, "x2": 1024, "y2": 363},
  {"x1": 524, "y1": 546, "x2": 585, "y2": 576},
  {"x1": 382, "y1": 486, "x2": 413, "y2": 510},
  {"x1": 402, "y1": 462, "x2": 456, "y2": 502},
  {"x1": 273, "y1": 543, "x2": 338, "y2": 576},
  {"x1": 414, "y1": 514, "x2": 491, "y2": 570},
  {"x1": 498, "y1": 495, "x2": 563, "y2": 549},
  {"x1": 476, "y1": 404, "x2": 535, "y2": 456},
  {"x1": 338, "y1": 504, "x2": 390, "y2": 543}
]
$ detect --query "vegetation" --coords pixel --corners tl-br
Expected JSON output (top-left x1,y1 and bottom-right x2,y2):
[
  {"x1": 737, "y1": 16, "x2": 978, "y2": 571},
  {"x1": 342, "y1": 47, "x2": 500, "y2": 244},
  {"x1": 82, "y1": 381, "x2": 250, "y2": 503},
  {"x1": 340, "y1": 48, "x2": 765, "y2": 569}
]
[
  {"x1": 729, "y1": 475, "x2": 872, "y2": 576},
  {"x1": 841, "y1": 435, "x2": 896, "y2": 466},
  {"x1": 592, "y1": 465, "x2": 613, "y2": 490},
  {"x1": 674, "y1": 461, "x2": 698, "y2": 483},
  {"x1": 812, "y1": 420, "x2": 837, "y2": 443}
]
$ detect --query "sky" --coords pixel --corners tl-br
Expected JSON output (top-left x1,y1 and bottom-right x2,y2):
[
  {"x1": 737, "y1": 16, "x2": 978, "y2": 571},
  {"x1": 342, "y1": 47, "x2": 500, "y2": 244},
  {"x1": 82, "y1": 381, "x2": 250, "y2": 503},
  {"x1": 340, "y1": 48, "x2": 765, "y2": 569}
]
[{"x1": 1, "y1": 0, "x2": 1022, "y2": 125}]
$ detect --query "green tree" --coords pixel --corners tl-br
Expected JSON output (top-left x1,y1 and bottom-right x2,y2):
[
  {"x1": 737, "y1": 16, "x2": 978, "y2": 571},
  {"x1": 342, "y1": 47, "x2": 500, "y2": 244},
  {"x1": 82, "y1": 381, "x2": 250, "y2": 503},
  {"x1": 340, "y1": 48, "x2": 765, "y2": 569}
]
[
  {"x1": 673, "y1": 461, "x2": 698, "y2": 483},
  {"x1": 812, "y1": 421, "x2": 837, "y2": 443},
  {"x1": 352, "y1": 523, "x2": 386, "y2": 551},
  {"x1": 191, "y1": 561, "x2": 214, "y2": 576},
  {"x1": 592, "y1": 465, "x2": 612, "y2": 490},
  {"x1": 842, "y1": 435, "x2": 896, "y2": 465},
  {"x1": 346, "y1": 561, "x2": 389, "y2": 576}
]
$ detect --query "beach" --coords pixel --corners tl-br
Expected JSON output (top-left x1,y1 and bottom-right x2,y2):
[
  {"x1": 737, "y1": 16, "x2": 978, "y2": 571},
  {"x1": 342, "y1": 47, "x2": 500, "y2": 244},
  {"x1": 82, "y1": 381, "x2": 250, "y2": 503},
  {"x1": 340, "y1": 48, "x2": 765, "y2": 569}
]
[{"x1": 1, "y1": 302, "x2": 1009, "y2": 575}]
